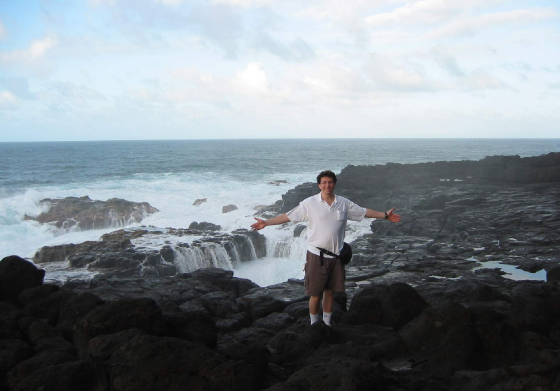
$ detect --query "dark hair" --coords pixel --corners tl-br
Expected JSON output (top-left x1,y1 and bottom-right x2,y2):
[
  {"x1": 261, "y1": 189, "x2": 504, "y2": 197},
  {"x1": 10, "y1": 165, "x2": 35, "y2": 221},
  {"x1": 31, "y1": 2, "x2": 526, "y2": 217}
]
[{"x1": 316, "y1": 170, "x2": 337, "y2": 184}]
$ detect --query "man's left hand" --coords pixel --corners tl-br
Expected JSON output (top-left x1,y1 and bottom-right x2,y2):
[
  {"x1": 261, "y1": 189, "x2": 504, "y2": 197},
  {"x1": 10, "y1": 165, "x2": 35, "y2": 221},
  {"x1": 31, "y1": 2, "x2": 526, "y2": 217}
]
[{"x1": 386, "y1": 208, "x2": 401, "y2": 223}]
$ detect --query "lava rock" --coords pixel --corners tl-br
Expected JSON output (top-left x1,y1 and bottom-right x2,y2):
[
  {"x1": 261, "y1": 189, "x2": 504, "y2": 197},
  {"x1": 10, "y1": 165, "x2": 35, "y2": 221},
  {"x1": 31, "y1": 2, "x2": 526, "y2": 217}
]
[
  {"x1": 193, "y1": 198, "x2": 207, "y2": 206},
  {"x1": 73, "y1": 298, "x2": 167, "y2": 355},
  {"x1": 189, "y1": 221, "x2": 222, "y2": 231},
  {"x1": 268, "y1": 359, "x2": 396, "y2": 391},
  {"x1": 0, "y1": 256, "x2": 45, "y2": 302},
  {"x1": 8, "y1": 360, "x2": 98, "y2": 391},
  {"x1": 345, "y1": 283, "x2": 428, "y2": 329},
  {"x1": 547, "y1": 265, "x2": 560, "y2": 283},
  {"x1": 399, "y1": 303, "x2": 480, "y2": 376},
  {"x1": 222, "y1": 204, "x2": 238, "y2": 213}
]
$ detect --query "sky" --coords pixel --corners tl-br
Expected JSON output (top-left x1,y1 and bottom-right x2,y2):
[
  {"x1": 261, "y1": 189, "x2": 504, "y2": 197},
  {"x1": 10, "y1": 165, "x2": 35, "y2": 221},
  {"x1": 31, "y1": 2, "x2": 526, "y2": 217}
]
[{"x1": 0, "y1": 0, "x2": 559, "y2": 141}]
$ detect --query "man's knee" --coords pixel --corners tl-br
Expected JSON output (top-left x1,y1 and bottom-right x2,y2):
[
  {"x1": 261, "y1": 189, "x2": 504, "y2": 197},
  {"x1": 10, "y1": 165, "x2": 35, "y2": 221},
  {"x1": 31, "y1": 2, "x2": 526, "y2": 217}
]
[{"x1": 309, "y1": 295, "x2": 321, "y2": 304}]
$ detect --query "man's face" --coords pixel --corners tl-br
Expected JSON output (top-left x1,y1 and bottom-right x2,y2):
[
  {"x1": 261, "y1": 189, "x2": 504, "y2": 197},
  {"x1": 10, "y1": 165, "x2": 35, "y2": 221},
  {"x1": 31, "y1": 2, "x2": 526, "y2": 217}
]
[{"x1": 318, "y1": 177, "x2": 336, "y2": 194}]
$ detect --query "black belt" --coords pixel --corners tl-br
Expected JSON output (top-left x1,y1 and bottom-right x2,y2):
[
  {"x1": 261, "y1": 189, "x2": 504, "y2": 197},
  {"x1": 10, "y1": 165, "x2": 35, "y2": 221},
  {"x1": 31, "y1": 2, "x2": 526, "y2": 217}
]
[{"x1": 316, "y1": 247, "x2": 338, "y2": 265}]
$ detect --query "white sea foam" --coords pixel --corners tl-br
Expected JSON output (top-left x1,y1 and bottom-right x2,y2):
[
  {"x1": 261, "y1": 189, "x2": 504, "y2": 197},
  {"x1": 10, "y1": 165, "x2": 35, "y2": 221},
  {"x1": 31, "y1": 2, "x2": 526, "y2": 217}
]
[
  {"x1": 0, "y1": 169, "x2": 377, "y2": 286},
  {"x1": 0, "y1": 170, "x2": 322, "y2": 259}
]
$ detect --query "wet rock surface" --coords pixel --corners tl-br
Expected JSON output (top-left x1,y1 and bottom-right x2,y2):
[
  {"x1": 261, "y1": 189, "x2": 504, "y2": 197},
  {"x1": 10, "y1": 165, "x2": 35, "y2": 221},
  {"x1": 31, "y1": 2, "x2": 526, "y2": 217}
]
[
  {"x1": 32, "y1": 226, "x2": 267, "y2": 279},
  {"x1": 24, "y1": 196, "x2": 158, "y2": 230},
  {"x1": 3, "y1": 153, "x2": 560, "y2": 389}
]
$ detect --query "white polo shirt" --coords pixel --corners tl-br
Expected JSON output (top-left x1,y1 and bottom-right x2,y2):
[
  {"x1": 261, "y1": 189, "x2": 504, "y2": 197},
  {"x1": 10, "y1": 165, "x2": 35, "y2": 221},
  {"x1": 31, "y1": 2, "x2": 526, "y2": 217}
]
[{"x1": 286, "y1": 193, "x2": 366, "y2": 257}]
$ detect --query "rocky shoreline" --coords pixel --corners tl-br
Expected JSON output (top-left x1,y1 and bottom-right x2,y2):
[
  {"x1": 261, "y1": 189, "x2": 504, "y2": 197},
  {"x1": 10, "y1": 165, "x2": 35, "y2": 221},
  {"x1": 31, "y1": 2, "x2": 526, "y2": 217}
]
[{"x1": 1, "y1": 152, "x2": 560, "y2": 389}]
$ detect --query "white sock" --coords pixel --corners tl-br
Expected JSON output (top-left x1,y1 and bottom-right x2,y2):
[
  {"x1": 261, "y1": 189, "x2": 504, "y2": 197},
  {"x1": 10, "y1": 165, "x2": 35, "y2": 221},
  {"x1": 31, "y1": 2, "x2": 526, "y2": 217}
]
[
  {"x1": 323, "y1": 312, "x2": 332, "y2": 326},
  {"x1": 310, "y1": 313, "x2": 320, "y2": 325}
]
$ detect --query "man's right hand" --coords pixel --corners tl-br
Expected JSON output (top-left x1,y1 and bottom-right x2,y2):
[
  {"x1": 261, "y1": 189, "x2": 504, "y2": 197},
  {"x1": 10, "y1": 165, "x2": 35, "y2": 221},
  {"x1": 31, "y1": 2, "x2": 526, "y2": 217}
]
[{"x1": 251, "y1": 218, "x2": 267, "y2": 231}]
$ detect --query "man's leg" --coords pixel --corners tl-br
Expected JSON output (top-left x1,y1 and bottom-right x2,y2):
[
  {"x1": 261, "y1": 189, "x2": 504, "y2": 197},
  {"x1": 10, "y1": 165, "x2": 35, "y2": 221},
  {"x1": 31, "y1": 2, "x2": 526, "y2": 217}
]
[
  {"x1": 305, "y1": 251, "x2": 328, "y2": 325},
  {"x1": 322, "y1": 289, "x2": 333, "y2": 326},
  {"x1": 322, "y1": 289, "x2": 333, "y2": 312},
  {"x1": 309, "y1": 295, "x2": 321, "y2": 324}
]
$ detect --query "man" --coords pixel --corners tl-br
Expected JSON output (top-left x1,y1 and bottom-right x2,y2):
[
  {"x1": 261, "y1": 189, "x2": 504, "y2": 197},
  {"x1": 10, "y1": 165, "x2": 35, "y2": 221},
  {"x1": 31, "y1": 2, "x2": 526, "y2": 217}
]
[{"x1": 251, "y1": 170, "x2": 400, "y2": 327}]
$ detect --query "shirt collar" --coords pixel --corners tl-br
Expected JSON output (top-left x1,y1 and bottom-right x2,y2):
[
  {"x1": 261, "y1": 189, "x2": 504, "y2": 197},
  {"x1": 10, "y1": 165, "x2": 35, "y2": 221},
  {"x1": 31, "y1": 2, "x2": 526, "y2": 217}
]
[{"x1": 316, "y1": 192, "x2": 338, "y2": 206}]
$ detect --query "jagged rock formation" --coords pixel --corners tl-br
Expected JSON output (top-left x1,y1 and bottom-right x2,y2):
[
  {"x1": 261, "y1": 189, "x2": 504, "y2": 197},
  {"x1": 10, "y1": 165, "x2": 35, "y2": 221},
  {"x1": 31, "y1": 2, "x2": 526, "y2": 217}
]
[
  {"x1": 32, "y1": 227, "x2": 266, "y2": 279},
  {"x1": 24, "y1": 196, "x2": 159, "y2": 230},
  {"x1": 266, "y1": 152, "x2": 560, "y2": 214}
]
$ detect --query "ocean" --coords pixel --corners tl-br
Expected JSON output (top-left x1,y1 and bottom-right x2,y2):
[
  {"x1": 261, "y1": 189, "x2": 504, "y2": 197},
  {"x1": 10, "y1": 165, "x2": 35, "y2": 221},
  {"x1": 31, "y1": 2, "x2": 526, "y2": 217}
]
[{"x1": 1, "y1": 138, "x2": 559, "y2": 285}]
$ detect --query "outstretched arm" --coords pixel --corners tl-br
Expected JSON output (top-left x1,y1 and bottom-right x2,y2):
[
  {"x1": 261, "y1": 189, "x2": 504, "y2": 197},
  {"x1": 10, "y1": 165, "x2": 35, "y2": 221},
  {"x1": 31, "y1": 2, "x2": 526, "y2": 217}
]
[
  {"x1": 251, "y1": 214, "x2": 290, "y2": 230},
  {"x1": 365, "y1": 207, "x2": 401, "y2": 222}
]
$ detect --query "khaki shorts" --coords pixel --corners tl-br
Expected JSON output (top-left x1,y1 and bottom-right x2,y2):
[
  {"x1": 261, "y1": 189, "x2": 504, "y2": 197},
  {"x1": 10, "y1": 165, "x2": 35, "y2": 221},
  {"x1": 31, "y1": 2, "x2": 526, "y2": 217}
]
[{"x1": 304, "y1": 251, "x2": 345, "y2": 297}]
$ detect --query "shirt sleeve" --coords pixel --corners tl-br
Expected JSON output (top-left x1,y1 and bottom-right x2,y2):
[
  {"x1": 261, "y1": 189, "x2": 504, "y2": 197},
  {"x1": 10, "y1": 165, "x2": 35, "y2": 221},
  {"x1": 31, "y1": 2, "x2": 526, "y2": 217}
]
[
  {"x1": 346, "y1": 199, "x2": 366, "y2": 221},
  {"x1": 285, "y1": 202, "x2": 307, "y2": 223}
]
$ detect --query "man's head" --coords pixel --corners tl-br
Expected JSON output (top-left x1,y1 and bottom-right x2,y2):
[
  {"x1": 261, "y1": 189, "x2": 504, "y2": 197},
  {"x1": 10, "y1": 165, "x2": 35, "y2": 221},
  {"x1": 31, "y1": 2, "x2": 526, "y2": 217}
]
[
  {"x1": 317, "y1": 170, "x2": 337, "y2": 195},
  {"x1": 317, "y1": 170, "x2": 337, "y2": 185}
]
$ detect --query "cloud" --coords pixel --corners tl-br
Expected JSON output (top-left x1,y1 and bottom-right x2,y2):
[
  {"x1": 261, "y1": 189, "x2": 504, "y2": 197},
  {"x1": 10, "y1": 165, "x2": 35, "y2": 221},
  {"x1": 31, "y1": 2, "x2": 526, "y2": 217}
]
[
  {"x1": 429, "y1": 8, "x2": 558, "y2": 39},
  {"x1": 89, "y1": 0, "x2": 117, "y2": 5},
  {"x1": 28, "y1": 36, "x2": 57, "y2": 59},
  {"x1": 234, "y1": 62, "x2": 269, "y2": 94},
  {"x1": 50, "y1": 82, "x2": 106, "y2": 102},
  {"x1": 0, "y1": 36, "x2": 58, "y2": 63},
  {"x1": 211, "y1": 0, "x2": 275, "y2": 7},
  {"x1": 254, "y1": 34, "x2": 314, "y2": 62},
  {"x1": 0, "y1": 90, "x2": 17, "y2": 109},
  {"x1": 431, "y1": 48, "x2": 465, "y2": 77},
  {"x1": 155, "y1": 0, "x2": 184, "y2": 5},
  {"x1": 365, "y1": 0, "x2": 468, "y2": 27},
  {"x1": 297, "y1": 62, "x2": 371, "y2": 100},
  {"x1": 32, "y1": 81, "x2": 108, "y2": 115},
  {"x1": 0, "y1": 78, "x2": 35, "y2": 100},
  {"x1": 301, "y1": 0, "x2": 392, "y2": 23},
  {"x1": 462, "y1": 69, "x2": 508, "y2": 90},
  {"x1": 365, "y1": 53, "x2": 436, "y2": 91}
]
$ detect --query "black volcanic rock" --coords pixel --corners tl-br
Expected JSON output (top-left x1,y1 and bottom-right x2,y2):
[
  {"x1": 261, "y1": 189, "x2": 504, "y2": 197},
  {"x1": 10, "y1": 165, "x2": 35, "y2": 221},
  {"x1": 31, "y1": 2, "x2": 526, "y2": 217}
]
[
  {"x1": 0, "y1": 339, "x2": 34, "y2": 375},
  {"x1": 188, "y1": 221, "x2": 222, "y2": 231},
  {"x1": 24, "y1": 195, "x2": 158, "y2": 230},
  {"x1": 232, "y1": 228, "x2": 267, "y2": 259},
  {"x1": 547, "y1": 265, "x2": 560, "y2": 283},
  {"x1": 266, "y1": 152, "x2": 560, "y2": 213},
  {"x1": 0, "y1": 256, "x2": 45, "y2": 302},
  {"x1": 73, "y1": 298, "x2": 167, "y2": 355},
  {"x1": 267, "y1": 358, "x2": 396, "y2": 391},
  {"x1": 105, "y1": 333, "x2": 262, "y2": 390},
  {"x1": 399, "y1": 302, "x2": 479, "y2": 377},
  {"x1": 33, "y1": 226, "x2": 268, "y2": 279},
  {"x1": 8, "y1": 360, "x2": 98, "y2": 391},
  {"x1": 0, "y1": 262, "x2": 560, "y2": 389},
  {"x1": 344, "y1": 283, "x2": 428, "y2": 329}
]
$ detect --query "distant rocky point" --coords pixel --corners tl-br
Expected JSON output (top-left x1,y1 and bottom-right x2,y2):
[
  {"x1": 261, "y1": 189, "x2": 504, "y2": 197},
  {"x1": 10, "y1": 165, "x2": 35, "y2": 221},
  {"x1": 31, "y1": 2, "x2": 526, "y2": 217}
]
[
  {"x1": 266, "y1": 152, "x2": 560, "y2": 214},
  {"x1": 24, "y1": 196, "x2": 159, "y2": 231}
]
